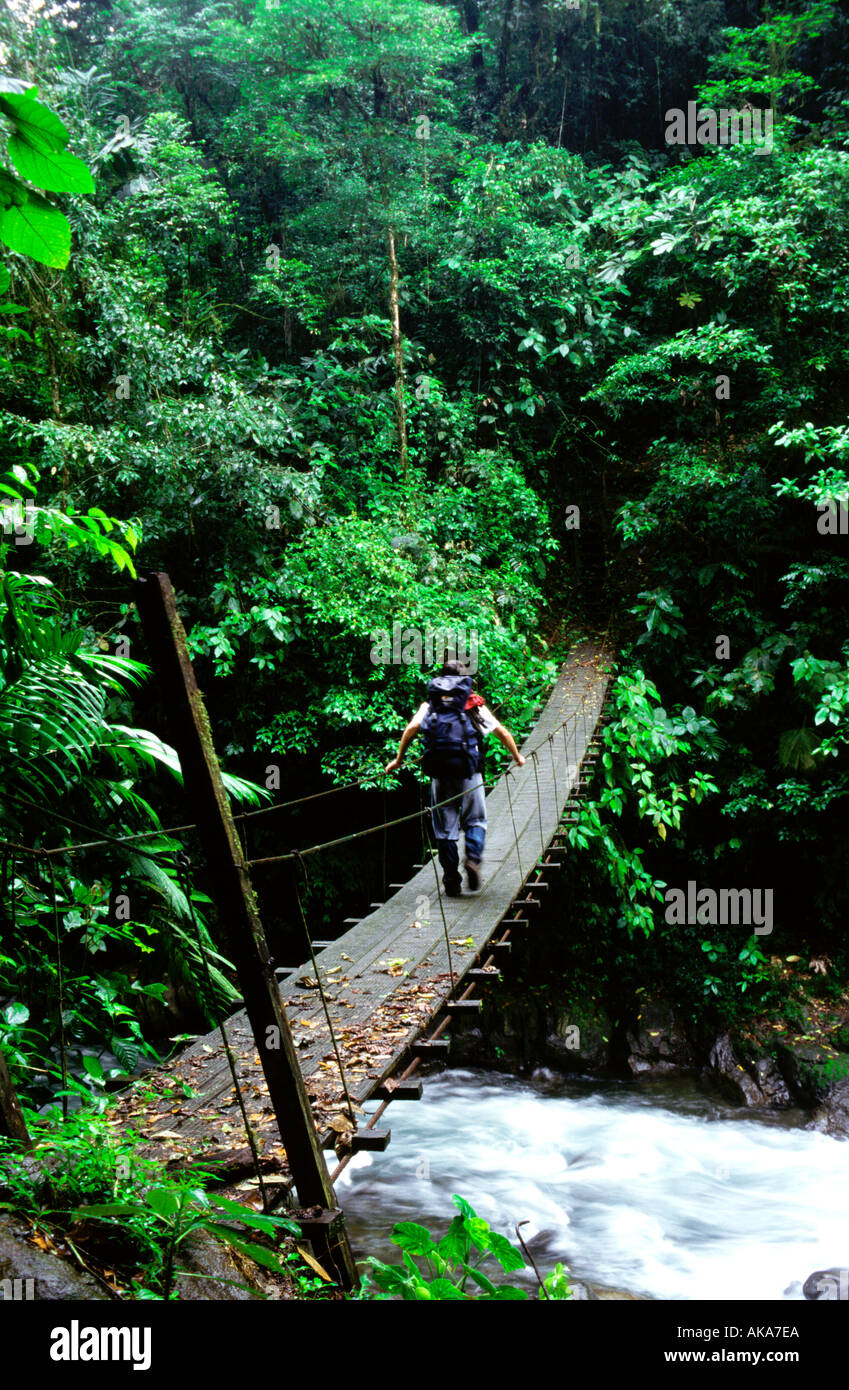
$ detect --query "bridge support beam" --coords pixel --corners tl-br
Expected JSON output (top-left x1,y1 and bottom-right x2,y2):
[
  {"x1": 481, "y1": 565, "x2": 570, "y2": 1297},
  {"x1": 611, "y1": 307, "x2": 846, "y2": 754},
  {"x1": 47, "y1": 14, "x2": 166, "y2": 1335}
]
[{"x1": 134, "y1": 572, "x2": 358, "y2": 1292}]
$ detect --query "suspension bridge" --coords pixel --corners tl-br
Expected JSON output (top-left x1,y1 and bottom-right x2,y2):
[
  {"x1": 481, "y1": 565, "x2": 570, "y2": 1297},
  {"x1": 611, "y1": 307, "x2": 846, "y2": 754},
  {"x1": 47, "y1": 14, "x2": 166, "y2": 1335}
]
[
  {"x1": 108, "y1": 635, "x2": 613, "y2": 1205},
  {"x1": 0, "y1": 570, "x2": 614, "y2": 1289}
]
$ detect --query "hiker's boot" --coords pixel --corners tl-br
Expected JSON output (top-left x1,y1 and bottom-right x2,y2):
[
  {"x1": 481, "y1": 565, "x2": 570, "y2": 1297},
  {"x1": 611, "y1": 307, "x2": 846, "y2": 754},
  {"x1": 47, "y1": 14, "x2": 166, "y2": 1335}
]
[
  {"x1": 464, "y1": 859, "x2": 482, "y2": 891},
  {"x1": 437, "y1": 839, "x2": 462, "y2": 896}
]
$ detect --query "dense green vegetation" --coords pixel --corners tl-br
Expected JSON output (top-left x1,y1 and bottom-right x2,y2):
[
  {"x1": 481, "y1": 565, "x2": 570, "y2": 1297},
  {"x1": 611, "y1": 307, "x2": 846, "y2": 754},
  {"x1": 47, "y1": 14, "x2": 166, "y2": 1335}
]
[{"x1": 1, "y1": 0, "x2": 849, "y2": 1297}]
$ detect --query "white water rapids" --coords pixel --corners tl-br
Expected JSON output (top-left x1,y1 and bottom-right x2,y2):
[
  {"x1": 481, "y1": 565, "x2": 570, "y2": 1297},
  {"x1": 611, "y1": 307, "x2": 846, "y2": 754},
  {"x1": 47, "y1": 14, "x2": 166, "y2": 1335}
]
[{"x1": 336, "y1": 1068, "x2": 849, "y2": 1300}]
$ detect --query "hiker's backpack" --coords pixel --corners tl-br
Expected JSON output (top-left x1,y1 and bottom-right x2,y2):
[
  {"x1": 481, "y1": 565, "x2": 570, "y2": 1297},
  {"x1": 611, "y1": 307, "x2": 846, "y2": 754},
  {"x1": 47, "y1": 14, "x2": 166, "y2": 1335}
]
[{"x1": 420, "y1": 675, "x2": 482, "y2": 779}]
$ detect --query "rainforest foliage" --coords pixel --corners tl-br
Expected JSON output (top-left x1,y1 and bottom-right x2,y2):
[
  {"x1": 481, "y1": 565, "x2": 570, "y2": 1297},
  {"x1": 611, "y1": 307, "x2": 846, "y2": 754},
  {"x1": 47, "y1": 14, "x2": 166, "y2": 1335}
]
[{"x1": 1, "y1": 0, "x2": 849, "y2": 1111}]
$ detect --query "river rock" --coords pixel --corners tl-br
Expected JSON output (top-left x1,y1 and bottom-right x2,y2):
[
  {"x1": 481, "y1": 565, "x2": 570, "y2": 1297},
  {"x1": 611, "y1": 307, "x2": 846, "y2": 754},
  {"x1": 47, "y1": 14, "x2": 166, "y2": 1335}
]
[
  {"x1": 0, "y1": 1213, "x2": 109, "y2": 1300},
  {"x1": 704, "y1": 1034, "x2": 790, "y2": 1107},
  {"x1": 626, "y1": 1006, "x2": 694, "y2": 1076},
  {"x1": 808, "y1": 1072, "x2": 849, "y2": 1139},
  {"x1": 803, "y1": 1267, "x2": 849, "y2": 1299},
  {"x1": 175, "y1": 1230, "x2": 268, "y2": 1300},
  {"x1": 776, "y1": 1039, "x2": 841, "y2": 1105},
  {"x1": 545, "y1": 1011, "x2": 608, "y2": 1070},
  {"x1": 749, "y1": 1055, "x2": 791, "y2": 1106}
]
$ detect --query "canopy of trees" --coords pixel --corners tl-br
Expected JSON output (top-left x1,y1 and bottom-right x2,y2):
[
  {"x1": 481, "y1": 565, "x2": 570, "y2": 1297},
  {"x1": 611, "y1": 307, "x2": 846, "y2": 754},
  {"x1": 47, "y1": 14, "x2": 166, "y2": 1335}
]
[{"x1": 1, "y1": 0, "x2": 848, "y2": 1112}]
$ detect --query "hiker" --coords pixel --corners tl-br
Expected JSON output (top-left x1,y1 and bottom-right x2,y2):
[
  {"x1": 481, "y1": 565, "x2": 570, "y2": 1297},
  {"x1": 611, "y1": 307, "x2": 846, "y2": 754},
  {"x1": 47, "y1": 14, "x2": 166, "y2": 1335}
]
[{"x1": 385, "y1": 659, "x2": 526, "y2": 896}]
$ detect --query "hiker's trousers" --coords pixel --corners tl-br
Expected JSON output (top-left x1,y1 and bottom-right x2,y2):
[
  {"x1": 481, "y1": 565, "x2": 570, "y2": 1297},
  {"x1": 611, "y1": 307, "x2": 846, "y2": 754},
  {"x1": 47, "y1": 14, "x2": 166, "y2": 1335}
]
[{"x1": 430, "y1": 774, "x2": 486, "y2": 885}]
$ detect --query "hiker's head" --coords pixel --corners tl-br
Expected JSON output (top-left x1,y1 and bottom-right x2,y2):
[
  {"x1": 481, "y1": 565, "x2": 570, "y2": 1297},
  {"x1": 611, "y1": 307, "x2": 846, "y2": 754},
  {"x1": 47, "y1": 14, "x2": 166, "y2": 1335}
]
[{"x1": 441, "y1": 659, "x2": 470, "y2": 678}]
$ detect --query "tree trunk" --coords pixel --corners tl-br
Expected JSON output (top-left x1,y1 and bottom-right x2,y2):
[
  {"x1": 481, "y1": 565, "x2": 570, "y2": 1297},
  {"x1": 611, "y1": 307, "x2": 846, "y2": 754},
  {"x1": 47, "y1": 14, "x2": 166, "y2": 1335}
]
[{"x1": 386, "y1": 226, "x2": 408, "y2": 482}]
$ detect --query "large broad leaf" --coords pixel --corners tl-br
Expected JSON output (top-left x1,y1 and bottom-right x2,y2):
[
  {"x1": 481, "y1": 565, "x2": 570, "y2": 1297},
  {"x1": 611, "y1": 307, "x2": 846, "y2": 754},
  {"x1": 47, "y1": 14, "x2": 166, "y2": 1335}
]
[
  {"x1": 0, "y1": 191, "x2": 70, "y2": 268},
  {"x1": 485, "y1": 1231, "x2": 526, "y2": 1273},
  {"x1": 438, "y1": 1215, "x2": 470, "y2": 1265},
  {"x1": 0, "y1": 91, "x2": 70, "y2": 151},
  {"x1": 0, "y1": 168, "x2": 29, "y2": 208},
  {"x1": 363, "y1": 1258, "x2": 410, "y2": 1294},
  {"x1": 145, "y1": 1187, "x2": 182, "y2": 1219},
  {"x1": 7, "y1": 136, "x2": 94, "y2": 195},
  {"x1": 391, "y1": 1221, "x2": 437, "y2": 1257},
  {"x1": 424, "y1": 1278, "x2": 467, "y2": 1300}
]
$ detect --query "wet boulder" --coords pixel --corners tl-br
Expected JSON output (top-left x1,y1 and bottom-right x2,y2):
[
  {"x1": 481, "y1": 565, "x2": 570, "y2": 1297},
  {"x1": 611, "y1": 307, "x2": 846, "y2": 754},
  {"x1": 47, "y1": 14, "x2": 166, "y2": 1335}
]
[
  {"x1": 704, "y1": 1034, "x2": 790, "y2": 1107},
  {"x1": 545, "y1": 1010, "x2": 608, "y2": 1071},
  {"x1": 0, "y1": 1213, "x2": 109, "y2": 1301},
  {"x1": 776, "y1": 1039, "x2": 843, "y2": 1105},
  {"x1": 808, "y1": 1071, "x2": 849, "y2": 1139},
  {"x1": 626, "y1": 1006, "x2": 694, "y2": 1076}
]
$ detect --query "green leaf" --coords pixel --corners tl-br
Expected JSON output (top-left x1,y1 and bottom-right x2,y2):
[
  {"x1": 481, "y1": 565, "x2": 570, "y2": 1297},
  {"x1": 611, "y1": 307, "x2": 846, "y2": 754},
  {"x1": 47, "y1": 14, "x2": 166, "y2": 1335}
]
[
  {"x1": 425, "y1": 1278, "x2": 467, "y2": 1299},
  {"x1": 363, "y1": 1258, "x2": 410, "y2": 1294},
  {"x1": 68, "y1": 1202, "x2": 143, "y2": 1219},
  {"x1": 145, "y1": 1186, "x2": 182, "y2": 1219},
  {"x1": 465, "y1": 1265, "x2": 497, "y2": 1295},
  {"x1": 210, "y1": 1197, "x2": 298, "y2": 1236},
  {"x1": 0, "y1": 190, "x2": 70, "y2": 268},
  {"x1": 7, "y1": 137, "x2": 94, "y2": 195},
  {"x1": 437, "y1": 1215, "x2": 470, "y2": 1265},
  {"x1": 465, "y1": 1216, "x2": 491, "y2": 1252},
  {"x1": 203, "y1": 1226, "x2": 288, "y2": 1274},
  {"x1": 0, "y1": 91, "x2": 70, "y2": 150},
  {"x1": 451, "y1": 1194, "x2": 477, "y2": 1221},
  {"x1": 391, "y1": 1221, "x2": 437, "y2": 1257},
  {"x1": 486, "y1": 1231, "x2": 526, "y2": 1273}
]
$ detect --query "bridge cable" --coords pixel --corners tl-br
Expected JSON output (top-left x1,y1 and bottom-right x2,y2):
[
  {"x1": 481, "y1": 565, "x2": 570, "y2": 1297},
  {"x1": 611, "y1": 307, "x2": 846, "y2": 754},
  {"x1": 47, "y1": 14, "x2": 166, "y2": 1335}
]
[
  {"x1": 530, "y1": 750, "x2": 546, "y2": 859},
  {"x1": 175, "y1": 851, "x2": 270, "y2": 1211},
  {"x1": 424, "y1": 819, "x2": 455, "y2": 990},
  {"x1": 292, "y1": 852, "x2": 357, "y2": 1128},
  {"x1": 548, "y1": 731, "x2": 559, "y2": 812},
  {"x1": 504, "y1": 771, "x2": 524, "y2": 883}
]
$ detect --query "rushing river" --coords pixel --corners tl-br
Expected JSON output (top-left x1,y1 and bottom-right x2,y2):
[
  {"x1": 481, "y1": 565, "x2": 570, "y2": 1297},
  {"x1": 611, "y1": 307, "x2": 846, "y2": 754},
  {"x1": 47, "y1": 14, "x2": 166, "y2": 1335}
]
[{"x1": 336, "y1": 1068, "x2": 849, "y2": 1300}]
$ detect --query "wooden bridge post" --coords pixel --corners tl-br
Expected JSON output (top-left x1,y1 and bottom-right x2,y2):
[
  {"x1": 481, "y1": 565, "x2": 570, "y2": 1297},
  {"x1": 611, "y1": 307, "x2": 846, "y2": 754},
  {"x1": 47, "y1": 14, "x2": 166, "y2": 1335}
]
[{"x1": 134, "y1": 572, "x2": 358, "y2": 1291}]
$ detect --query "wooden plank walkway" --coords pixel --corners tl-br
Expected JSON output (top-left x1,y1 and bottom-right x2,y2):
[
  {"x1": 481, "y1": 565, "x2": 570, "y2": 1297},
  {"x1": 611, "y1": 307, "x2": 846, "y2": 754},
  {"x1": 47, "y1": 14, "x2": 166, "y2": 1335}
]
[{"x1": 109, "y1": 639, "x2": 613, "y2": 1177}]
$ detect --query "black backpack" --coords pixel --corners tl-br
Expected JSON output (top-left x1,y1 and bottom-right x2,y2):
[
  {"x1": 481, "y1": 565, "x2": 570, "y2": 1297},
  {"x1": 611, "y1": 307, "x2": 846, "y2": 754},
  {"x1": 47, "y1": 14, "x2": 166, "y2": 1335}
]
[{"x1": 420, "y1": 675, "x2": 482, "y2": 779}]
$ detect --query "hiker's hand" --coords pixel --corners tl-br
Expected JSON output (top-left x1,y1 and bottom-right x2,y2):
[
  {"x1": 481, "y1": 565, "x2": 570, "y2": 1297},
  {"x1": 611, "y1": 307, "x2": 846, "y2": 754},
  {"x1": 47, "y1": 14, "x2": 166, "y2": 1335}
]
[
  {"x1": 385, "y1": 757, "x2": 402, "y2": 773},
  {"x1": 514, "y1": 754, "x2": 526, "y2": 768}
]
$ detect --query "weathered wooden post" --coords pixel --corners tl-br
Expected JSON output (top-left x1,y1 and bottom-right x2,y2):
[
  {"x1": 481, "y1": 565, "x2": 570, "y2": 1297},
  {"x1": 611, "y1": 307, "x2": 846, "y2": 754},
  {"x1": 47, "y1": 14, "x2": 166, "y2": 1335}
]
[
  {"x1": 134, "y1": 572, "x2": 358, "y2": 1290},
  {"x1": 0, "y1": 1046, "x2": 31, "y2": 1147}
]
